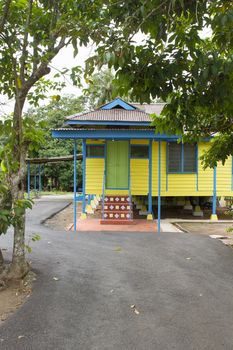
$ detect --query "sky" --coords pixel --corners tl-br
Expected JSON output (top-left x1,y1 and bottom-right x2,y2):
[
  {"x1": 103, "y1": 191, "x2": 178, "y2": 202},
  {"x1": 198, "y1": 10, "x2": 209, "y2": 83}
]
[{"x1": 0, "y1": 42, "x2": 96, "y2": 116}]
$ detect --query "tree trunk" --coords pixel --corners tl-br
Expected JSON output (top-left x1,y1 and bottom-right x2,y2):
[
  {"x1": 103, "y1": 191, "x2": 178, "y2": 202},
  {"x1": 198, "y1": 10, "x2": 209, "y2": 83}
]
[
  {"x1": 8, "y1": 187, "x2": 29, "y2": 279},
  {"x1": 7, "y1": 95, "x2": 29, "y2": 279},
  {"x1": 0, "y1": 248, "x2": 4, "y2": 272}
]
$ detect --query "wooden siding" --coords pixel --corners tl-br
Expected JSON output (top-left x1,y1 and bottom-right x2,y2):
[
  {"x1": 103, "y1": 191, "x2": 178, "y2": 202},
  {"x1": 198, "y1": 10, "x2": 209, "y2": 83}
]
[
  {"x1": 130, "y1": 159, "x2": 149, "y2": 195},
  {"x1": 86, "y1": 158, "x2": 104, "y2": 194},
  {"x1": 152, "y1": 141, "x2": 166, "y2": 195},
  {"x1": 85, "y1": 139, "x2": 233, "y2": 196},
  {"x1": 166, "y1": 174, "x2": 196, "y2": 196}
]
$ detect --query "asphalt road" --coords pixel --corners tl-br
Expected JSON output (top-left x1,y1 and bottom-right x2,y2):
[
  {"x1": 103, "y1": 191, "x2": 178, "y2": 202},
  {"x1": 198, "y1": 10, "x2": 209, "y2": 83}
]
[{"x1": 1, "y1": 199, "x2": 233, "y2": 350}]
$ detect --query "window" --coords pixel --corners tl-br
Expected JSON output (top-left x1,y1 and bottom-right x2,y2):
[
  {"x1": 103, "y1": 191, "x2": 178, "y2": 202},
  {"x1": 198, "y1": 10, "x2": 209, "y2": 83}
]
[
  {"x1": 168, "y1": 143, "x2": 196, "y2": 173},
  {"x1": 131, "y1": 145, "x2": 149, "y2": 159},
  {"x1": 183, "y1": 144, "x2": 196, "y2": 172},
  {"x1": 86, "y1": 144, "x2": 104, "y2": 158},
  {"x1": 168, "y1": 143, "x2": 182, "y2": 172}
]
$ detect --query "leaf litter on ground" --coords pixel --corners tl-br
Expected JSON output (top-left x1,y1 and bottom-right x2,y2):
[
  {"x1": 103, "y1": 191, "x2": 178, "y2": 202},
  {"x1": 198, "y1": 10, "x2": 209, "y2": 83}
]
[
  {"x1": 114, "y1": 247, "x2": 122, "y2": 252},
  {"x1": 131, "y1": 305, "x2": 140, "y2": 315}
]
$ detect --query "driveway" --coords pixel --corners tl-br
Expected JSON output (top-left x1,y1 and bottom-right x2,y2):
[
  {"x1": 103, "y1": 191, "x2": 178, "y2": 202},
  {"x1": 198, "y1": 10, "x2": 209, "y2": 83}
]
[{"x1": 1, "y1": 199, "x2": 233, "y2": 350}]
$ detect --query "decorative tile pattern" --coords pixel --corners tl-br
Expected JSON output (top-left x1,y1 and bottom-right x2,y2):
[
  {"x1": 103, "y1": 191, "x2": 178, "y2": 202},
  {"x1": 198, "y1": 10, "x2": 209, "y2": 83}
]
[{"x1": 102, "y1": 195, "x2": 133, "y2": 223}]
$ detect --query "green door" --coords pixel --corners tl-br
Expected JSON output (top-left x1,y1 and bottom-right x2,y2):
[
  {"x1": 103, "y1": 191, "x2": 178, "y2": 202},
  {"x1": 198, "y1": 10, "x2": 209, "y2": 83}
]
[{"x1": 106, "y1": 141, "x2": 129, "y2": 189}]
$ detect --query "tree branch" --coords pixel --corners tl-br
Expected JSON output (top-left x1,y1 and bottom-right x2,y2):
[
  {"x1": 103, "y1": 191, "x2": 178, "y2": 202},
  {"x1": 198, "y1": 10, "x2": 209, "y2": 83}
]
[
  {"x1": 20, "y1": 0, "x2": 33, "y2": 83},
  {"x1": 0, "y1": 0, "x2": 11, "y2": 33}
]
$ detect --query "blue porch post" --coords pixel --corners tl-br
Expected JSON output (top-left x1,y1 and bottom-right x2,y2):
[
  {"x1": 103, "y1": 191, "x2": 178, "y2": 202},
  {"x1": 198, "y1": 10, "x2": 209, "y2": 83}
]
[
  {"x1": 147, "y1": 139, "x2": 153, "y2": 220},
  {"x1": 211, "y1": 166, "x2": 218, "y2": 220},
  {"x1": 81, "y1": 139, "x2": 87, "y2": 219},
  {"x1": 27, "y1": 161, "x2": 31, "y2": 199},
  {"x1": 74, "y1": 140, "x2": 77, "y2": 231},
  {"x1": 34, "y1": 165, "x2": 37, "y2": 193},
  {"x1": 38, "y1": 164, "x2": 42, "y2": 193},
  {"x1": 158, "y1": 141, "x2": 161, "y2": 233}
]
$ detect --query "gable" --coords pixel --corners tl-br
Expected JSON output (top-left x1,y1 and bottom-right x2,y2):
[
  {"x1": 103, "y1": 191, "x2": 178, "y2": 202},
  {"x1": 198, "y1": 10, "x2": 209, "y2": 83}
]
[{"x1": 100, "y1": 98, "x2": 136, "y2": 111}]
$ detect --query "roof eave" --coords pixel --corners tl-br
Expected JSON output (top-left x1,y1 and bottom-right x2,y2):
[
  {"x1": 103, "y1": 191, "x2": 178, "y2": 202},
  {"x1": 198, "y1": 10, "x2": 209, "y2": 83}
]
[{"x1": 65, "y1": 120, "x2": 152, "y2": 126}]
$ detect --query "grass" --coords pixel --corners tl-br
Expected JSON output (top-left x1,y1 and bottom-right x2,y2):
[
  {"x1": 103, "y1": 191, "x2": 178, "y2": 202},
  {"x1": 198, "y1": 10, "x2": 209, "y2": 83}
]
[{"x1": 25, "y1": 190, "x2": 73, "y2": 199}]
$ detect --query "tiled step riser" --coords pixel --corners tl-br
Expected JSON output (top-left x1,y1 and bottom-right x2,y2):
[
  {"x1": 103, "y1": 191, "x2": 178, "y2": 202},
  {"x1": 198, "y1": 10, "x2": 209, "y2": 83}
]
[
  {"x1": 103, "y1": 213, "x2": 132, "y2": 220},
  {"x1": 104, "y1": 196, "x2": 131, "y2": 204},
  {"x1": 101, "y1": 195, "x2": 133, "y2": 224},
  {"x1": 104, "y1": 204, "x2": 132, "y2": 211}
]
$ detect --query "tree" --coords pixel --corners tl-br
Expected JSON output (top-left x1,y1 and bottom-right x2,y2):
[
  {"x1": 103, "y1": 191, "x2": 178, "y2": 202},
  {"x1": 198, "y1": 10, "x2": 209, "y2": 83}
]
[
  {"x1": 84, "y1": 69, "x2": 116, "y2": 109},
  {"x1": 88, "y1": 0, "x2": 233, "y2": 167},
  {"x1": 28, "y1": 96, "x2": 84, "y2": 191},
  {"x1": 84, "y1": 68, "x2": 139, "y2": 109},
  {"x1": 0, "y1": 0, "x2": 108, "y2": 279}
]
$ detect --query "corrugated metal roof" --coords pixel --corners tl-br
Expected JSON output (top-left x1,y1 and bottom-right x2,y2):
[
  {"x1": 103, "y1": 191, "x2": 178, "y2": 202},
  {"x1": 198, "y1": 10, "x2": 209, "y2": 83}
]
[
  {"x1": 132, "y1": 103, "x2": 165, "y2": 115},
  {"x1": 66, "y1": 108, "x2": 154, "y2": 123}
]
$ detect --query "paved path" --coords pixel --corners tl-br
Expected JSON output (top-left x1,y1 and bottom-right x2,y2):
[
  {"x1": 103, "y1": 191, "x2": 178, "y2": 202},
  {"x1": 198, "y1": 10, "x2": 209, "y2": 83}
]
[{"x1": 1, "y1": 199, "x2": 233, "y2": 350}]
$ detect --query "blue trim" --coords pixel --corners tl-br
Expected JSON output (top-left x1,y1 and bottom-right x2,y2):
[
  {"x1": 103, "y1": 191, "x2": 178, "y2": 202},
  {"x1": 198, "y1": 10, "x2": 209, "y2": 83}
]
[
  {"x1": 166, "y1": 143, "x2": 168, "y2": 192},
  {"x1": 38, "y1": 164, "x2": 42, "y2": 193},
  {"x1": 212, "y1": 166, "x2": 217, "y2": 215},
  {"x1": 100, "y1": 98, "x2": 136, "y2": 110},
  {"x1": 88, "y1": 194, "x2": 91, "y2": 205},
  {"x1": 148, "y1": 140, "x2": 152, "y2": 214},
  {"x1": 74, "y1": 141, "x2": 77, "y2": 231},
  {"x1": 52, "y1": 129, "x2": 179, "y2": 140},
  {"x1": 76, "y1": 194, "x2": 83, "y2": 201},
  {"x1": 196, "y1": 144, "x2": 199, "y2": 191},
  {"x1": 158, "y1": 141, "x2": 161, "y2": 233},
  {"x1": 66, "y1": 120, "x2": 150, "y2": 126},
  {"x1": 27, "y1": 162, "x2": 30, "y2": 199},
  {"x1": 82, "y1": 140, "x2": 86, "y2": 214}
]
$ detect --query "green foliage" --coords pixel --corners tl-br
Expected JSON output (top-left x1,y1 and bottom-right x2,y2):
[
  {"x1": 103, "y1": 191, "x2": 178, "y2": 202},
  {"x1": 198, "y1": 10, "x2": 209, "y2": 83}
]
[
  {"x1": 28, "y1": 96, "x2": 84, "y2": 191},
  {"x1": 86, "y1": 0, "x2": 233, "y2": 168},
  {"x1": 25, "y1": 233, "x2": 41, "y2": 254},
  {"x1": 84, "y1": 69, "x2": 117, "y2": 109},
  {"x1": 84, "y1": 69, "x2": 135, "y2": 109}
]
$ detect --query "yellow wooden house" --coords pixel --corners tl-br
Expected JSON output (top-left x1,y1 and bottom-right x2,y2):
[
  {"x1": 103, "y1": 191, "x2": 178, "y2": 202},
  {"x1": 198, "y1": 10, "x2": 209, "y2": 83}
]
[{"x1": 52, "y1": 98, "x2": 232, "y2": 231}]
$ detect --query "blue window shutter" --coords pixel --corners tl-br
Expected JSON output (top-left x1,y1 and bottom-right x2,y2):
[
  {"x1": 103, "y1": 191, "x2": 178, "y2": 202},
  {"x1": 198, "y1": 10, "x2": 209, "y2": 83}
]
[
  {"x1": 168, "y1": 143, "x2": 182, "y2": 172},
  {"x1": 183, "y1": 144, "x2": 196, "y2": 172}
]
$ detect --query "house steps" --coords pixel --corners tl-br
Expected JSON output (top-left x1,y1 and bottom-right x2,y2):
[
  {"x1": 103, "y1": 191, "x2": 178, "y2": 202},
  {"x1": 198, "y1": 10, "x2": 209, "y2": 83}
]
[{"x1": 100, "y1": 195, "x2": 134, "y2": 225}]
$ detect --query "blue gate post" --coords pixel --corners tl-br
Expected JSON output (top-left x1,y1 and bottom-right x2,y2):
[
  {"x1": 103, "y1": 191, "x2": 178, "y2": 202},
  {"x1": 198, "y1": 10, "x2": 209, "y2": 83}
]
[
  {"x1": 34, "y1": 164, "x2": 37, "y2": 193},
  {"x1": 158, "y1": 141, "x2": 161, "y2": 233},
  {"x1": 38, "y1": 164, "x2": 42, "y2": 194},
  {"x1": 74, "y1": 140, "x2": 77, "y2": 231},
  {"x1": 27, "y1": 161, "x2": 31, "y2": 199},
  {"x1": 81, "y1": 139, "x2": 87, "y2": 219},
  {"x1": 211, "y1": 166, "x2": 218, "y2": 220},
  {"x1": 147, "y1": 139, "x2": 153, "y2": 220}
]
